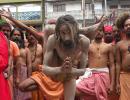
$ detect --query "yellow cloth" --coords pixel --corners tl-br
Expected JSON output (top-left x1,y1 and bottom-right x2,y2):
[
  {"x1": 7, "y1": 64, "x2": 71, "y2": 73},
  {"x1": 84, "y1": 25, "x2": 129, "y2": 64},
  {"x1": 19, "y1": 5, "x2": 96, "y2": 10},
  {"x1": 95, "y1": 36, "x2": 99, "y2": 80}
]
[
  {"x1": 119, "y1": 72, "x2": 130, "y2": 100},
  {"x1": 31, "y1": 71, "x2": 64, "y2": 100}
]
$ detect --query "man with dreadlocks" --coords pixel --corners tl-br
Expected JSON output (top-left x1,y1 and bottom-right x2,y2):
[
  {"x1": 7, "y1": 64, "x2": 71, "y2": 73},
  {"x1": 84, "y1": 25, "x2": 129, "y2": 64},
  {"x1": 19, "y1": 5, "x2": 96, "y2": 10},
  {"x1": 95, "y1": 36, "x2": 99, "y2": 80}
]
[
  {"x1": 0, "y1": 9, "x2": 106, "y2": 100},
  {"x1": 115, "y1": 13, "x2": 130, "y2": 100},
  {"x1": 10, "y1": 28, "x2": 32, "y2": 100},
  {"x1": 18, "y1": 15, "x2": 90, "y2": 100},
  {"x1": 0, "y1": 8, "x2": 106, "y2": 45}
]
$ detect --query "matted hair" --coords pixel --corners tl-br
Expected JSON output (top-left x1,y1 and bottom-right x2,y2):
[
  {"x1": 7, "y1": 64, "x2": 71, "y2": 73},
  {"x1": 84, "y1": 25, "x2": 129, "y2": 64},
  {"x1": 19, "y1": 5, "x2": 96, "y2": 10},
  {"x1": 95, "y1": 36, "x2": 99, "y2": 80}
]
[
  {"x1": 116, "y1": 13, "x2": 130, "y2": 30},
  {"x1": 55, "y1": 15, "x2": 79, "y2": 42},
  {"x1": 10, "y1": 28, "x2": 25, "y2": 48}
]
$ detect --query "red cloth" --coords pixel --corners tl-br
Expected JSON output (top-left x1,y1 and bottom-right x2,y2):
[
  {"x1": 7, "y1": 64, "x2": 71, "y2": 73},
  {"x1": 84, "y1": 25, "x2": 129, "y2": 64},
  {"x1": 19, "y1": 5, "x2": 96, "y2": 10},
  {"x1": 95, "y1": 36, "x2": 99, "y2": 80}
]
[
  {"x1": 76, "y1": 72, "x2": 110, "y2": 100},
  {"x1": 0, "y1": 32, "x2": 11, "y2": 100},
  {"x1": 104, "y1": 25, "x2": 113, "y2": 33}
]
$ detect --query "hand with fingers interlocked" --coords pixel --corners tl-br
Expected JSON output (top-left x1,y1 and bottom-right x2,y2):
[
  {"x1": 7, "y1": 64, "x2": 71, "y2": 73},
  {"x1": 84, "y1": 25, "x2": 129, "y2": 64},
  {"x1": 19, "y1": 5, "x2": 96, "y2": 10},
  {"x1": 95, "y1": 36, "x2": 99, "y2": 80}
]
[{"x1": 61, "y1": 57, "x2": 73, "y2": 74}]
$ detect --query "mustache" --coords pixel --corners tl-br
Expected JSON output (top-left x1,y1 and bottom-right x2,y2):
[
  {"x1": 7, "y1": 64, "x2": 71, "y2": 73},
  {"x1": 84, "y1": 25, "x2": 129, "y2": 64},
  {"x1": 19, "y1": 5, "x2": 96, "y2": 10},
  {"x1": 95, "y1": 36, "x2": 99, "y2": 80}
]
[
  {"x1": 61, "y1": 39, "x2": 75, "y2": 49},
  {"x1": 126, "y1": 29, "x2": 130, "y2": 35},
  {"x1": 13, "y1": 38, "x2": 24, "y2": 48},
  {"x1": 104, "y1": 36, "x2": 113, "y2": 43},
  {"x1": 12, "y1": 37, "x2": 21, "y2": 41}
]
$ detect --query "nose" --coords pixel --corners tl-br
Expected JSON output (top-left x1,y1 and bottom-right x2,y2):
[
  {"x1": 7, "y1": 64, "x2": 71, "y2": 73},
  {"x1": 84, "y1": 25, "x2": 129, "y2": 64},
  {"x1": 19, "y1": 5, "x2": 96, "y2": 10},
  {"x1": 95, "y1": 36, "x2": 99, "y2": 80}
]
[
  {"x1": 98, "y1": 32, "x2": 101, "y2": 35},
  {"x1": 64, "y1": 34, "x2": 70, "y2": 41},
  {"x1": 127, "y1": 24, "x2": 130, "y2": 29}
]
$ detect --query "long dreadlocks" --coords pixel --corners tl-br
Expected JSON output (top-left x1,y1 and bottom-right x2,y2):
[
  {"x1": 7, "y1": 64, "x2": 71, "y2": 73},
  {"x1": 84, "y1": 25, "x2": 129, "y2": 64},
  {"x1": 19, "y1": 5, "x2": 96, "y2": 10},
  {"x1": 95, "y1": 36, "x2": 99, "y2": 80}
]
[
  {"x1": 116, "y1": 13, "x2": 130, "y2": 30},
  {"x1": 55, "y1": 15, "x2": 79, "y2": 43}
]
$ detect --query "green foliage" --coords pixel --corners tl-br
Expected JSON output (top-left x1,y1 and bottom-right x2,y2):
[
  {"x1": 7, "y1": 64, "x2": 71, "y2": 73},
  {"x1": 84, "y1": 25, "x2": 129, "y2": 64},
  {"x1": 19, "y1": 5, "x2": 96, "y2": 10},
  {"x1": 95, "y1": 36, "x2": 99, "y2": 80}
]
[{"x1": 0, "y1": 19, "x2": 7, "y2": 26}]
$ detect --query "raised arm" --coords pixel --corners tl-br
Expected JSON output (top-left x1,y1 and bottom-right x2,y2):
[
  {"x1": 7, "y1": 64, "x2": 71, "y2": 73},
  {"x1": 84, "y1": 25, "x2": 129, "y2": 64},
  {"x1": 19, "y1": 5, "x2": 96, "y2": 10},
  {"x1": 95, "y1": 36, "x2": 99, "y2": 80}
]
[
  {"x1": 0, "y1": 9, "x2": 43, "y2": 42},
  {"x1": 79, "y1": 18, "x2": 104, "y2": 40},
  {"x1": 79, "y1": 15, "x2": 107, "y2": 40}
]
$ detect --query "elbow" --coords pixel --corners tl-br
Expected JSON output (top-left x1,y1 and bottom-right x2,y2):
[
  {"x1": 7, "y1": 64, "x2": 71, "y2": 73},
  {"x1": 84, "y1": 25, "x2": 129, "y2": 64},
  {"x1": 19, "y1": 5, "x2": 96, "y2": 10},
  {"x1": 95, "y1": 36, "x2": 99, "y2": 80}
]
[{"x1": 18, "y1": 83, "x2": 26, "y2": 92}]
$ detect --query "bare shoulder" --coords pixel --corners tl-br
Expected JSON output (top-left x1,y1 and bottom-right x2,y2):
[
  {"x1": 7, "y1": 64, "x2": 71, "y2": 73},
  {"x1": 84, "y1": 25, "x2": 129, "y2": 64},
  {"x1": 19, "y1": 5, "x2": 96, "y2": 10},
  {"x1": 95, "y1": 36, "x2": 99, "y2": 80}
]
[
  {"x1": 46, "y1": 34, "x2": 56, "y2": 50},
  {"x1": 106, "y1": 43, "x2": 113, "y2": 51},
  {"x1": 10, "y1": 40, "x2": 18, "y2": 47},
  {"x1": 116, "y1": 40, "x2": 124, "y2": 48},
  {"x1": 37, "y1": 43, "x2": 42, "y2": 49},
  {"x1": 79, "y1": 34, "x2": 90, "y2": 46},
  {"x1": 47, "y1": 34, "x2": 56, "y2": 44},
  {"x1": 78, "y1": 34, "x2": 90, "y2": 52},
  {"x1": 106, "y1": 43, "x2": 112, "y2": 48}
]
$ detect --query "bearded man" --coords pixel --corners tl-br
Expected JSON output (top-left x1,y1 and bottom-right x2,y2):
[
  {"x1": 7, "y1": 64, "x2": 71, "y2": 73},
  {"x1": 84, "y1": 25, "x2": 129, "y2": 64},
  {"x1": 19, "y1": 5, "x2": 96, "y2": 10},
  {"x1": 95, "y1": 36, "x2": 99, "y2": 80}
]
[{"x1": 18, "y1": 15, "x2": 90, "y2": 100}]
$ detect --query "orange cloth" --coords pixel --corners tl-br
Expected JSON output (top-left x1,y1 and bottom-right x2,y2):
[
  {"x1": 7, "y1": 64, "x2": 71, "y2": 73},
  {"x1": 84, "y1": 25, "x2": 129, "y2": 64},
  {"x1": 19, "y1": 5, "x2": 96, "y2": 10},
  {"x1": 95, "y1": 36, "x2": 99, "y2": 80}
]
[
  {"x1": 7, "y1": 41, "x2": 19, "y2": 100},
  {"x1": 31, "y1": 71, "x2": 64, "y2": 100},
  {"x1": 119, "y1": 72, "x2": 130, "y2": 100},
  {"x1": 31, "y1": 72, "x2": 44, "y2": 100},
  {"x1": 32, "y1": 90, "x2": 43, "y2": 100},
  {"x1": 10, "y1": 40, "x2": 20, "y2": 58}
]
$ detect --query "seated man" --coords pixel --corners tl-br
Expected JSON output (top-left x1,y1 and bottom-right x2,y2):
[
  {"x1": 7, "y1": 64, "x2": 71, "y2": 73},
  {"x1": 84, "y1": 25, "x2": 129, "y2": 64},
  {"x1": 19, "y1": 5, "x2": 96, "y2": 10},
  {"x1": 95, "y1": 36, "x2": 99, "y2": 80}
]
[
  {"x1": 18, "y1": 15, "x2": 90, "y2": 100},
  {"x1": 76, "y1": 26, "x2": 115, "y2": 100}
]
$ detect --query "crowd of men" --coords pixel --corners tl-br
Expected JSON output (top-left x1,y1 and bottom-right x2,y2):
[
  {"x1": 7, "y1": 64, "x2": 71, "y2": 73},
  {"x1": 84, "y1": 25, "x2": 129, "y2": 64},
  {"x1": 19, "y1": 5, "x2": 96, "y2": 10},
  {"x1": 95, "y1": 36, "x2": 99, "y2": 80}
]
[{"x1": 0, "y1": 8, "x2": 130, "y2": 100}]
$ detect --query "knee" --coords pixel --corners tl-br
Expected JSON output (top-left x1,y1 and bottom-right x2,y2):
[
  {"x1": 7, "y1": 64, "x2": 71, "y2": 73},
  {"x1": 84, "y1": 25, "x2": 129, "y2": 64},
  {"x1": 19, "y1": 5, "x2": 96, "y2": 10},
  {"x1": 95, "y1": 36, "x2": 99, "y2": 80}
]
[{"x1": 75, "y1": 89, "x2": 83, "y2": 97}]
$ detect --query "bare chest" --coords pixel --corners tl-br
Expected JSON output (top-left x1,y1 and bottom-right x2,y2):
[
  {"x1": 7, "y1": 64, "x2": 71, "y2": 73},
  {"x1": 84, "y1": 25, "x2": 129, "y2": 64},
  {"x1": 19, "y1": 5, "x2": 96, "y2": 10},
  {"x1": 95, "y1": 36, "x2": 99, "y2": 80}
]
[
  {"x1": 56, "y1": 46, "x2": 81, "y2": 62},
  {"x1": 120, "y1": 41, "x2": 130, "y2": 56},
  {"x1": 20, "y1": 49, "x2": 27, "y2": 59},
  {"x1": 89, "y1": 45, "x2": 109, "y2": 56}
]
